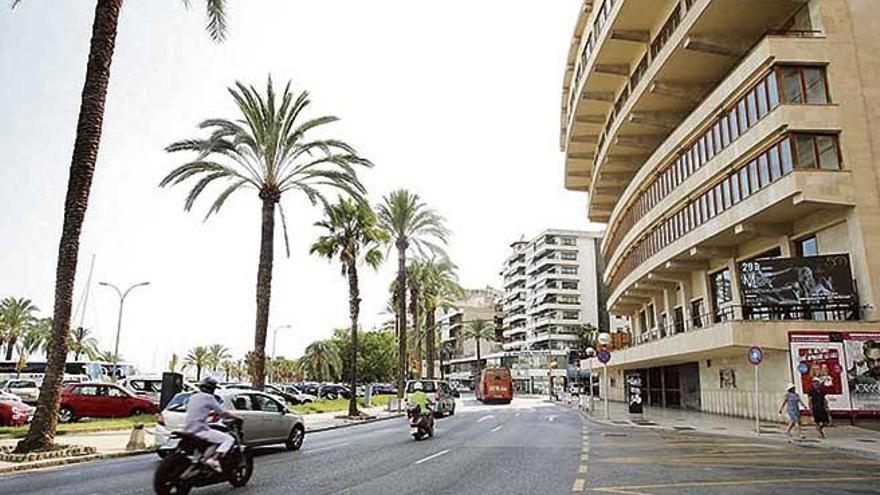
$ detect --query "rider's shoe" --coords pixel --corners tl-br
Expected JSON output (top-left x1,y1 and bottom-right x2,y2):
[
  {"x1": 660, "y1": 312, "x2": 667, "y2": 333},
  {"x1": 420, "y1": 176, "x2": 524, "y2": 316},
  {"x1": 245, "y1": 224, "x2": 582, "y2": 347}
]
[{"x1": 205, "y1": 457, "x2": 222, "y2": 473}]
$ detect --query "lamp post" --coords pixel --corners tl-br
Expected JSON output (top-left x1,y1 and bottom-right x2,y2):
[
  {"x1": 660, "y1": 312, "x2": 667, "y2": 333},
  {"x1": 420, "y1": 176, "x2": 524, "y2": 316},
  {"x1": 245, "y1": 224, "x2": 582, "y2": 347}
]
[
  {"x1": 269, "y1": 324, "x2": 292, "y2": 384},
  {"x1": 585, "y1": 346, "x2": 596, "y2": 412},
  {"x1": 99, "y1": 281, "x2": 150, "y2": 379},
  {"x1": 597, "y1": 332, "x2": 612, "y2": 420}
]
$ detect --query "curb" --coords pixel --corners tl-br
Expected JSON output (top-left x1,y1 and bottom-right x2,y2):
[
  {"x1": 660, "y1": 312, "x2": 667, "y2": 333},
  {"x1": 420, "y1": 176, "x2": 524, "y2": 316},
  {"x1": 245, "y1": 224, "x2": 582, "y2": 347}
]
[
  {"x1": 0, "y1": 423, "x2": 157, "y2": 441},
  {"x1": 0, "y1": 448, "x2": 154, "y2": 475},
  {"x1": 577, "y1": 408, "x2": 880, "y2": 460},
  {"x1": 306, "y1": 413, "x2": 404, "y2": 433}
]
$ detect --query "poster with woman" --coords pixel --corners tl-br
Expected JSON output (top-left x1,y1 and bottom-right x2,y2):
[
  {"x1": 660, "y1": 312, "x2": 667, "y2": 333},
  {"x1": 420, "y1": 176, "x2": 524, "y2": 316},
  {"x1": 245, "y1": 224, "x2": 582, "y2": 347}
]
[
  {"x1": 788, "y1": 332, "x2": 852, "y2": 411},
  {"x1": 843, "y1": 333, "x2": 880, "y2": 412}
]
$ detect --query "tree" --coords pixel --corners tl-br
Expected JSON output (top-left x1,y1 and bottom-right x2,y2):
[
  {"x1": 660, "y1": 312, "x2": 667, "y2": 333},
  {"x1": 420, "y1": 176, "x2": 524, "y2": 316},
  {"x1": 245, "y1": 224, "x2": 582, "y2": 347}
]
[
  {"x1": 185, "y1": 346, "x2": 211, "y2": 381},
  {"x1": 377, "y1": 190, "x2": 449, "y2": 398},
  {"x1": 160, "y1": 78, "x2": 371, "y2": 391},
  {"x1": 311, "y1": 198, "x2": 387, "y2": 416},
  {"x1": 576, "y1": 323, "x2": 599, "y2": 351},
  {"x1": 13, "y1": 0, "x2": 229, "y2": 454},
  {"x1": 299, "y1": 340, "x2": 341, "y2": 383},
  {"x1": 97, "y1": 349, "x2": 121, "y2": 363},
  {"x1": 68, "y1": 326, "x2": 99, "y2": 361},
  {"x1": 0, "y1": 298, "x2": 39, "y2": 361},
  {"x1": 461, "y1": 319, "x2": 496, "y2": 375},
  {"x1": 406, "y1": 259, "x2": 426, "y2": 379},
  {"x1": 207, "y1": 344, "x2": 231, "y2": 372},
  {"x1": 420, "y1": 259, "x2": 463, "y2": 379},
  {"x1": 15, "y1": 322, "x2": 51, "y2": 376}
]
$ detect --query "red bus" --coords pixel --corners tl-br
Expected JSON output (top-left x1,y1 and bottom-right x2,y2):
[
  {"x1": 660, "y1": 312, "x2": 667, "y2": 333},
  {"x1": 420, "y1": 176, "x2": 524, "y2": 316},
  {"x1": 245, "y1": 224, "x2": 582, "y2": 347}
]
[{"x1": 475, "y1": 367, "x2": 513, "y2": 404}]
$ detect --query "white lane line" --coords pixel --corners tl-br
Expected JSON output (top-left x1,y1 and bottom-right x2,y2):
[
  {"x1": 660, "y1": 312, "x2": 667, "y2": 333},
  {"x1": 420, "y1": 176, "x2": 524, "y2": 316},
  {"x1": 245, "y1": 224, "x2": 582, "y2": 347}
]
[
  {"x1": 547, "y1": 415, "x2": 557, "y2": 422},
  {"x1": 477, "y1": 415, "x2": 495, "y2": 423},
  {"x1": 414, "y1": 449, "x2": 451, "y2": 465},
  {"x1": 306, "y1": 442, "x2": 351, "y2": 454},
  {"x1": 491, "y1": 425, "x2": 503, "y2": 433}
]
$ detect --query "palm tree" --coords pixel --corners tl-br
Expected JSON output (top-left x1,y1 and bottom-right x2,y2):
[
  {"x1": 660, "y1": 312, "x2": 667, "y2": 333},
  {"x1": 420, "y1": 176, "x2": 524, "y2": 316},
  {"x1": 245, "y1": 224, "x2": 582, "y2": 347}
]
[
  {"x1": 0, "y1": 298, "x2": 39, "y2": 361},
  {"x1": 15, "y1": 323, "x2": 51, "y2": 375},
  {"x1": 299, "y1": 340, "x2": 341, "y2": 383},
  {"x1": 97, "y1": 349, "x2": 121, "y2": 363},
  {"x1": 12, "y1": 0, "x2": 229, "y2": 454},
  {"x1": 420, "y1": 259, "x2": 464, "y2": 379},
  {"x1": 376, "y1": 190, "x2": 449, "y2": 397},
  {"x1": 68, "y1": 326, "x2": 99, "y2": 361},
  {"x1": 310, "y1": 198, "x2": 388, "y2": 416},
  {"x1": 185, "y1": 346, "x2": 211, "y2": 381},
  {"x1": 406, "y1": 259, "x2": 426, "y2": 378},
  {"x1": 461, "y1": 319, "x2": 496, "y2": 375},
  {"x1": 161, "y1": 78, "x2": 371, "y2": 390},
  {"x1": 207, "y1": 344, "x2": 231, "y2": 372}
]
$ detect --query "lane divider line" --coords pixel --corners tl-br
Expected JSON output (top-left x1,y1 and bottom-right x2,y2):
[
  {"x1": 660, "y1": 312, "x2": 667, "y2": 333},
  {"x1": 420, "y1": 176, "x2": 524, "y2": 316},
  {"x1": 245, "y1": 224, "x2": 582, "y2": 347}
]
[
  {"x1": 578, "y1": 464, "x2": 588, "y2": 474},
  {"x1": 477, "y1": 415, "x2": 495, "y2": 423},
  {"x1": 414, "y1": 449, "x2": 451, "y2": 465},
  {"x1": 491, "y1": 425, "x2": 503, "y2": 433},
  {"x1": 572, "y1": 478, "x2": 586, "y2": 492}
]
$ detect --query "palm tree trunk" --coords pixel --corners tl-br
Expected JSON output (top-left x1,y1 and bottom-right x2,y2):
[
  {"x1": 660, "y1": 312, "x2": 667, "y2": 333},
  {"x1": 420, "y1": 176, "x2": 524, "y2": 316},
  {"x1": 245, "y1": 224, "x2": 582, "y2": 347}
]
[
  {"x1": 425, "y1": 304, "x2": 436, "y2": 379},
  {"x1": 252, "y1": 196, "x2": 276, "y2": 390},
  {"x1": 410, "y1": 287, "x2": 420, "y2": 379},
  {"x1": 196, "y1": 365, "x2": 202, "y2": 381},
  {"x1": 5, "y1": 339, "x2": 16, "y2": 361},
  {"x1": 395, "y1": 242, "x2": 407, "y2": 400},
  {"x1": 476, "y1": 336, "x2": 482, "y2": 373},
  {"x1": 347, "y1": 261, "x2": 360, "y2": 417},
  {"x1": 15, "y1": 0, "x2": 122, "y2": 454}
]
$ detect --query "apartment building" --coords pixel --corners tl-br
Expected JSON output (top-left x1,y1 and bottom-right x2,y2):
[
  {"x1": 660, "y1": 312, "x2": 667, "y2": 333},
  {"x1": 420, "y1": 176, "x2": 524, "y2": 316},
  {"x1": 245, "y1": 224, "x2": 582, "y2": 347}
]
[
  {"x1": 561, "y1": 0, "x2": 880, "y2": 420},
  {"x1": 438, "y1": 287, "x2": 503, "y2": 385},
  {"x1": 496, "y1": 229, "x2": 623, "y2": 394}
]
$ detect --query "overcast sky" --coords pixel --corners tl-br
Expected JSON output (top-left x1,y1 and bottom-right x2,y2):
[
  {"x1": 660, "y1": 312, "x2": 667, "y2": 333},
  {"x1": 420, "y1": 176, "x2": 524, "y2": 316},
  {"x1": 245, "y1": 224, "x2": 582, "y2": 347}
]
[{"x1": 0, "y1": 1, "x2": 600, "y2": 372}]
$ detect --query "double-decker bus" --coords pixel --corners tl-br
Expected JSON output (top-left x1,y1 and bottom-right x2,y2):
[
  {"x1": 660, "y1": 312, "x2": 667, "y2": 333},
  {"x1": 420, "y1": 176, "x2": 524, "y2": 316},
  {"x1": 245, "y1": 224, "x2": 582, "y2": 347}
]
[
  {"x1": 475, "y1": 367, "x2": 513, "y2": 404},
  {"x1": 0, "y1": 361, "x2": 106, "y2": 383}
]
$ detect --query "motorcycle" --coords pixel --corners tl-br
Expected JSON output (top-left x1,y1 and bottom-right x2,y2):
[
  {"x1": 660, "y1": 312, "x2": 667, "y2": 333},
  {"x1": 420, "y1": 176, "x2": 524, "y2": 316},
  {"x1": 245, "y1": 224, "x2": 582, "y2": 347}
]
[
  {"x1": 406, "y1": 403, "x2": 434, "y2": 440},
  {"x1": 153, "y1": 417, "x2": 253, "y2": 495}
]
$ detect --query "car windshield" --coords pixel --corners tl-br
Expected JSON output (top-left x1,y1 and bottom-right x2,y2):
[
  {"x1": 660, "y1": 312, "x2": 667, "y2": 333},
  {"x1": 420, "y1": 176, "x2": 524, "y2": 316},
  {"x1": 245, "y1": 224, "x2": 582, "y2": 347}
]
[
  {"x1": 406, "y1": 381, "x2": 437, "y2": 393},
  {"x1": 164, "y1": 392, "x2": 192, "y2": 412}
]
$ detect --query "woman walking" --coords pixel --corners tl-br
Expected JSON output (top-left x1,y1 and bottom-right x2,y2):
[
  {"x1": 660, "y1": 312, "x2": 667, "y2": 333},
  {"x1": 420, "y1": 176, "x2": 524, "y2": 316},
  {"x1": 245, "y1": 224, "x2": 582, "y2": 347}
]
[
  {"x1": 808, "y1": 378, "x2": 830, "y2": 438},
  {"x1": 778, "y1": 383, "x2": 807, "y2": 440}
]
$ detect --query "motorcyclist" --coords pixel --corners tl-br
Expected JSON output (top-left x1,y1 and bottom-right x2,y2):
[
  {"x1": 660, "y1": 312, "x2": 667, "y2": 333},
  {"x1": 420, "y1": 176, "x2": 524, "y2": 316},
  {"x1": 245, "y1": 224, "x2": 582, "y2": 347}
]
[
  {"x1": 183, "y1": 377, "x2": 240, "y2": 472},
  {"x1": 408, "y1": 381, "x2": 433, "y2": 418}
]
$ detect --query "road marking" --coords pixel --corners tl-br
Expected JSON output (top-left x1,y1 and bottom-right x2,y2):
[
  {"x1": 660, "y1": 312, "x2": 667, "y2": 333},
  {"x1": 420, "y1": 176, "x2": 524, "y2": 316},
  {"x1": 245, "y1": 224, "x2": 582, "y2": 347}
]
[
  {"x1": 491, "y1": 425, "x2": 503, "y2": 433},
  {"x1": 304, "y1": 442, "x2": 350, "y2": 454},
  {"x1": 581, "y1": 453, "x2": 589, "y2": 461},
  {"x1": 572, "y1": 478, "x2": 585, "y2": 491},
  {"x1": 414, "y1": 449, "x2": 451, "y2": 465},
  {"x1": 592, "y1": 475, "x2": 880, "y2": 491},
  {"x1": 477, "y1": 415, "x2": 495, "y2": 423},
  {"x1": 547, "y1": 415, "x2": 556, "y2": 422},
  {"x1": 578, "y1": 464, "x2": 588, "y2": 474},
  {"x1": 515, "y1": 412, "x2": 521, "y2": 417}
]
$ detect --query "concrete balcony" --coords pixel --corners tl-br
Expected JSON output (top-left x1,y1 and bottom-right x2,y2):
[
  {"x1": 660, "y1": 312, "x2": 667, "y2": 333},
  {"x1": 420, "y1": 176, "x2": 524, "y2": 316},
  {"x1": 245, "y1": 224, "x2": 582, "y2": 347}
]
[{"x1": 502, "y1": 326, "x2": 528, "y2": 339}]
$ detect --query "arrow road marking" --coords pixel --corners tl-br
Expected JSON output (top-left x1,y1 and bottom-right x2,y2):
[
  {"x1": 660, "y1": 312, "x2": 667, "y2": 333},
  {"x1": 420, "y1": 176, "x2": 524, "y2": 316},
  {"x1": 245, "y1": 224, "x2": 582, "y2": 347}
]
[{"x1": 414, "y1": 449, "x2": 450, "y2": 465}]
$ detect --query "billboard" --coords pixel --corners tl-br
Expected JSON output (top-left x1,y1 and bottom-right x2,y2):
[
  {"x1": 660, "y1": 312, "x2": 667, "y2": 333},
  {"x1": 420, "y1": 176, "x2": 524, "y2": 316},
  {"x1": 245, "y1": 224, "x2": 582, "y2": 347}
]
[
  {"x1": 740, "y1": 255, "x2": 854, "y2": 307},
  {"x1": 789, "y1": 331, "x2": 880, "y2": 414}
]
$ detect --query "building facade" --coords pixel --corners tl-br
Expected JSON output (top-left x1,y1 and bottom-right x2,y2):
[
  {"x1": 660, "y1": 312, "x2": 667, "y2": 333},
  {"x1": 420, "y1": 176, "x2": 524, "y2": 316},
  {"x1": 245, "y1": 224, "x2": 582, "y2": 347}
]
[
  {"x1": 562, "y1": 0, "x2": 880, "y2": 420},
  {"x1": 438, "y1": 287, "x2": 503, "y2": 385},
  {"x1": 496, "y1": 229, "x2": 624, "y2": 394}
]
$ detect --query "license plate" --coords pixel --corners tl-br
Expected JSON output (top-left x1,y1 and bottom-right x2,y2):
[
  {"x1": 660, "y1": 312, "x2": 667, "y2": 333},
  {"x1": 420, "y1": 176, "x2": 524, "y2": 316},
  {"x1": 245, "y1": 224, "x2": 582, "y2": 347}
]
[{"x1": 410, "y1": 426, "x2": 419, "y2": 434}]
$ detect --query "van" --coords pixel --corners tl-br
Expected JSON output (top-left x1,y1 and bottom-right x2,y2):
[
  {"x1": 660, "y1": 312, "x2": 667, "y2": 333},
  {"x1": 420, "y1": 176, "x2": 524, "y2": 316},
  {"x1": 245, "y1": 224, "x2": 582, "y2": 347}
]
[
  {"x1": 475, "y1": 367, "x2": 513, "y2": 404},
  {"x1": 404, "y1": 379, "x2": 458, "y2": 416}
]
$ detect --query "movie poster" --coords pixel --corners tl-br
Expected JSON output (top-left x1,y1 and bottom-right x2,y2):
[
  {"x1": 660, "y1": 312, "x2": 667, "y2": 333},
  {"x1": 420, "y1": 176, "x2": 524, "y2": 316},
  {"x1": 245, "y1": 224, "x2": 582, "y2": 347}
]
[
  {"x1": 842, "y1": 333, "x2": 880, "y2": 412},
  {"x1": 788, "y1": 333, "x2": 852, "y2": 412}
]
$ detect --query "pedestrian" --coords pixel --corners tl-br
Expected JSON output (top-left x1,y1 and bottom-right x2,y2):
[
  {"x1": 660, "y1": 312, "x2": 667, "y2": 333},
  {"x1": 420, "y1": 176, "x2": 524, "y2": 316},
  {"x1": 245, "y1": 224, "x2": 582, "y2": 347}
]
[
  {"x1": 778, "y1": 383, "x2": 806, "y2": 440},
  {"x1": 808, "y1": 378, "x2": 830, "y2": 439}
]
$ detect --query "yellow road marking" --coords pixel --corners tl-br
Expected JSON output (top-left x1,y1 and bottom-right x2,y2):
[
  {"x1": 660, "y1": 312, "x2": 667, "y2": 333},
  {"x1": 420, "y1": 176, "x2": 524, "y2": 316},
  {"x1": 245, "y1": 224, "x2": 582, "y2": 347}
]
[
  {"x1": 578, "y1": 464, "x2": 588, "y2": 474},
  {"x1": 581, "y1": 453, "x2": 589, "y2": 461},
  {"x1": 572, "y1": 478, "x2": 586, "y2": 491},
  {"x1": 592, "y1": 475, "x2": 880, "y2": 491}
]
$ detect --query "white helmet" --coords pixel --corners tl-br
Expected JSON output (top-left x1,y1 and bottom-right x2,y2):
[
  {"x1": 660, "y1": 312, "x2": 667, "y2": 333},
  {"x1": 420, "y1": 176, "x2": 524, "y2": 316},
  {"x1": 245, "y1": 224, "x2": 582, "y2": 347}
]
[{"x1": 412, "y1": 381, "x2": 424, "y2": 391}]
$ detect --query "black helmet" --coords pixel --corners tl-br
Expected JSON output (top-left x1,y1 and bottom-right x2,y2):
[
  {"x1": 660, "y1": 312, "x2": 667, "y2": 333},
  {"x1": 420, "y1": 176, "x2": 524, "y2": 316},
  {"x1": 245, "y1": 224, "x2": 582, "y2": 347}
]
[{"x1": 199, "y1": 376, "x2": 219, "y2": 393}]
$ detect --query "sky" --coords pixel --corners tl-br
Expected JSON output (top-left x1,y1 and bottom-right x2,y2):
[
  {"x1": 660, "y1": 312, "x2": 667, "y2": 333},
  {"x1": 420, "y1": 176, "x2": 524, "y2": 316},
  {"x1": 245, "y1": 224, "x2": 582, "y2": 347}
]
[{"x1": 0, "y1": 1, "x2": 600, "y2": 372}]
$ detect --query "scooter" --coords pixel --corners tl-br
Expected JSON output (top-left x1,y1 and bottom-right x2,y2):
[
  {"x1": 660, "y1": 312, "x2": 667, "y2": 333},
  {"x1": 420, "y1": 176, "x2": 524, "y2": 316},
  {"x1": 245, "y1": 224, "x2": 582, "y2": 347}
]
[
  {"x1": 153, "y1": 417, "x2": 253, "y2": 495},
  {"x1": 407, "y1": 403, "x2": 435, "y2": 440}
]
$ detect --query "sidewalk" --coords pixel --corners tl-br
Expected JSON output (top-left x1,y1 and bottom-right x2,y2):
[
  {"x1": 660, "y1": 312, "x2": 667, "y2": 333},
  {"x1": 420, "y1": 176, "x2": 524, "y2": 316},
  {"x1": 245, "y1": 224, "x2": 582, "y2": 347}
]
[
  {"x1": 575, "y1": 398, "x2": 880, "y2": 458},
  {"x1": 0, "y1": 404, "x2": 402, "y2": 473}
]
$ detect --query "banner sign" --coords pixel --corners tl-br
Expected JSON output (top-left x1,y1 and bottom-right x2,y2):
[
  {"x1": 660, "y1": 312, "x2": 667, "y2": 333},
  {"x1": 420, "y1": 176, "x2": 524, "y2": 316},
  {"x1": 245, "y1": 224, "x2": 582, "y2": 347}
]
[
  {"x1": 625, "y1": 371, "x2": 643, "y2": 414},
  {"x1": 789, "y1": 331, "x2": 880, "y2": 413},
  {"x1": 740, "y1": 255, "x2": 854, "y2": 307}
]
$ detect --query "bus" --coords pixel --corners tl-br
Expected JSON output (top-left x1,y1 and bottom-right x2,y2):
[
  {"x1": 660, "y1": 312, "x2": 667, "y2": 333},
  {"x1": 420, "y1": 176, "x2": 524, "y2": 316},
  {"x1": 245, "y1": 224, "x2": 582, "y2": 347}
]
[
  {"x1": 0, "y1": 361, "x2": 105, "y2": 383},
  {"x1": 475, "y1": 367, "x2": 513, "y2": 404}
]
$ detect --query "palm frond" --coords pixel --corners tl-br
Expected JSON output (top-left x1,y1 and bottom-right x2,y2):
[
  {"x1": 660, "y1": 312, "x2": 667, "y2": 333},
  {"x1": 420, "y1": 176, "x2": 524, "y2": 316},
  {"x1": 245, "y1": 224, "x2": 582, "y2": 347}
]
[{"x1": 204, "y1": 0, "x2": 228, "y2": 43}]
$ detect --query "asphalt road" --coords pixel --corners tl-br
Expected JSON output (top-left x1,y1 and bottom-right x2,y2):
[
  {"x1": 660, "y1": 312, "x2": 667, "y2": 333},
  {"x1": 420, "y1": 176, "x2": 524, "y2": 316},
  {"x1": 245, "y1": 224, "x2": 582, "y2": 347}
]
[{"x1": 3, "y1": 397, "x2": 880, "y2": 494}]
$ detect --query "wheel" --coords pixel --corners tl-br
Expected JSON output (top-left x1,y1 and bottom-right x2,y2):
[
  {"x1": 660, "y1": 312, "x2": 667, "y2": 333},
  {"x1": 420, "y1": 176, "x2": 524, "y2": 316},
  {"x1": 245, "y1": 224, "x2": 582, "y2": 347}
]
[
  {"x1": 449, "y1": 406, "x2": 455, "y2": 416},
  {"x1": 227, "y1": 451, "x2": 253, "y2": 488},
  {"x1": 59, "y1": 406, "x2": 76, "y2": 424},
  {"x1": 285, "y1": 425, "x2": 305, "y2": 451},
  {"x1": 153, "y1": 454, "x2": 192, "y2": 495}
]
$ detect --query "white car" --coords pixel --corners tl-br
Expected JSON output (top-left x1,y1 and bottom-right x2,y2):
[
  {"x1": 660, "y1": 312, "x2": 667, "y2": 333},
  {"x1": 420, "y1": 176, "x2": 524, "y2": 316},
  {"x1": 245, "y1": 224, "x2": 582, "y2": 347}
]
[
  {"x1": 0, "y1": 379, "x2": 40, "y2": 404},
  {"x1": 154, "y1": 389, "x2": 305, "y2": 457},
  {"x1": 404, "y1": 379, "x2": 457, "y2": 416},
  {"x1": 117, "y1": 375, "x2": 162, "y2": 404}
]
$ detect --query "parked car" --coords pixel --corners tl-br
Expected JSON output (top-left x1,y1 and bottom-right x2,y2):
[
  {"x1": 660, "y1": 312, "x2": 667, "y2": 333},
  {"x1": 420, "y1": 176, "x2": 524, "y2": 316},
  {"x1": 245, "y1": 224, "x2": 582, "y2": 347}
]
[
  {"x1": 0, "y1": 379, "x2": 40, "y2": 404},
  {"x1": 154, "y1": 389, "x2": 305, "y2": 457},
  {"x1": 117, "y1": 375, "x2": 163, "y2": 405},
  {"x1": 0, "y1": 398, "x2": 33, "y2": 427},
  {"x1": 404, "y1": 380, "x2": 457, "y2": 416},
  {"x1": 221, "y1": 383, "x2": 288, "y2": 405},
  {"x1": 278, "y1": 385, "x2": 317, "y2": 405},
  {"x1": 59, "y1": 383, "x2": 158, "y2": 423},
  {"x1": 318, "y1": 384, "x2": 351, "y2": 400},
  {"x1": 370, "y1": 383, "x2": 398, "y2": 395},
  {"x1": 0, "y1": 390, "x2": 22, "y2": 402}
]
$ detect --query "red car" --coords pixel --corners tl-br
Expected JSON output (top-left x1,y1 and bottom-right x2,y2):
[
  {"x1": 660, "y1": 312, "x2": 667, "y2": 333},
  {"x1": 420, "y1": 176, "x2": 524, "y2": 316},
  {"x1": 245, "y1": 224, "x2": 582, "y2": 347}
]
[
  {"x1": 60, "y1": 383, "x2": 157, "y2": 423},
  {"x1": 0, "y1": 397, "x2": 33, "y2": 426}
]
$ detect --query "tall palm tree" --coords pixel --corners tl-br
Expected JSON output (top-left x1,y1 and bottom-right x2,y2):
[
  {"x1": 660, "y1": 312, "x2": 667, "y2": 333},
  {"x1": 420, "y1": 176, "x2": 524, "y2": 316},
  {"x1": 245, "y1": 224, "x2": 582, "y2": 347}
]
[
  {"x1": 406, "y1": 259, "x2": 426, "y2": 378},
  {"x1": 97, "y1": 349, "x2": 121, "y2": 363},
  {"x1": 376, "y1": 190, "x2": 449, "y2": 397},
  {"x1": 68, "y1": 327, "x2": 99, "y2": 361},
  {"x1": 15, "y1": 323, "x2": 51, "y2": 375},
  {"x1": 310, "y1": 198, "x2": 388, "y2": 417},
  {"x1": 420, "y1": 259, "x2": 464, "y2": 379},
  {"x1": 185, "y1": 346, "x2": 211, "y2": 381},
  {"x1": 461, "y1": 319, "x2": 496, "y2": 375},
  {"x1": 12, "y1": 0, "x2": 229, "y2": 454},
  {"x1": 0, "y1": 298, "x2": 39, "y2": 361},
  {"x1": 161, "y1": 78, "x2": 371, "y2": 390},
  {"x1": 299, "y1": 340, "x2": 341, "y2": 383},
  {"x1": 207, "y1": 344, "x2": 231, "y2": 372}
]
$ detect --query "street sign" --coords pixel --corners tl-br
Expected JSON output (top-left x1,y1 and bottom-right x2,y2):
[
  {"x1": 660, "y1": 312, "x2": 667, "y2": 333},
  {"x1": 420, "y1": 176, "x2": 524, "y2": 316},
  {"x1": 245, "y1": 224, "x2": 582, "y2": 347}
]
[
  {"x1": 597, "y1": 349, "x2": 611, "y2": 364},
  {"x1": 747, "y1": 346, "x2": 763, "y2": 365}
]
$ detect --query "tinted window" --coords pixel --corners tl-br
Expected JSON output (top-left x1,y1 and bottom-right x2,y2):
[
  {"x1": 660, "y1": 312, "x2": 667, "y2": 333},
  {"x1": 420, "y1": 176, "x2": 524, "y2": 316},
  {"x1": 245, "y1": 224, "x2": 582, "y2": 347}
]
[
  {"x1": 231, "y1": 394, "x2": 252, "y2": 411},
  {"x1": 406, "y1": 381, "x2": 437, "y2": 393},
  {"x1": 165, "y1": 393, "x2": 192, "y2": 411},
  {"x1": 252, "y1": 394, "x2": 283, "y2": 413},
  {"x1": 108, "y1": 387, "x2": 126, "y2": 398},
  {"x1": 75, "y1": 386, "x2": 99, "y2": 397}
]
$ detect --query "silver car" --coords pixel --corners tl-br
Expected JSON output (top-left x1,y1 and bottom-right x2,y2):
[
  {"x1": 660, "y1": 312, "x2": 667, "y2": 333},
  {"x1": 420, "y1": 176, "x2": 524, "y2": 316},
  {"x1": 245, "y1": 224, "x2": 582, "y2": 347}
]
[
  {"x1": 154, "y1": 389, "x2": 305, "y2": 457},
  {"x1": 0, "y1": 379, "x2": 40, "y2": 404}
]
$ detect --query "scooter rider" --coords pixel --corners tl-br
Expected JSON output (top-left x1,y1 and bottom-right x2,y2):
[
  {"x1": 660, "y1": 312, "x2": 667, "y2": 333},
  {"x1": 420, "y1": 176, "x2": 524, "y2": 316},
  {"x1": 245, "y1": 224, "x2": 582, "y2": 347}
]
[
  {"x1": 409, "y1": 381, "x2": 433, "y2": 417},
  {"x1": 184, "y1": 376, "x2": 240, "y2": 472}
]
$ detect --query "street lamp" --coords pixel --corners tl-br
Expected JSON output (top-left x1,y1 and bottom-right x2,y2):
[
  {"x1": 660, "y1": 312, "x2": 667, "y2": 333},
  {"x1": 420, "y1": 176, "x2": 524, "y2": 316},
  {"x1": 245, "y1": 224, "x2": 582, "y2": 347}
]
[
  {"x1": 269, "y1": 324, "x2": 292, "y2": 384},
  {"x1": 99, "y1": 281, "x2": 150, "y2": 380},
  {"x1": 585, "y1": 346, "x2": 596, "y2": 412},
  {"x1": 597, "y1": 332, "x2": 611, "y2": 420}
]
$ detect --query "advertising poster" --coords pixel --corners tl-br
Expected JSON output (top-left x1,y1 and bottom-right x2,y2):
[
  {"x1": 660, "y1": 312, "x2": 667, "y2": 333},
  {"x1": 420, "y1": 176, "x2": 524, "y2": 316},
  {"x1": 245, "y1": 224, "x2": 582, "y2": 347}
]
[
  {"x1": 788, "y1": 332, "x2": 852, "y2": 412},
  {"x1": 842, "y1": 333, "x2": 880, "y2": 412},
  {"x1": 625, "y1": 371, "x2": 643, "y2": 415},
  {"x1": 740, "y1": 255, "x2": 854, "y2": 307}
]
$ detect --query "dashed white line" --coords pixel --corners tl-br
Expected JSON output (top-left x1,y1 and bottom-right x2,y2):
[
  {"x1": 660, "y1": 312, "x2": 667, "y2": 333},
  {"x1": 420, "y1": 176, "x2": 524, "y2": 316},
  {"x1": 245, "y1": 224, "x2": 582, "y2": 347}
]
[
  {"x1": 491, "y1": 425, "x2": 503, "y2": 433},
  {"x1": 414, "y1": 449, "x2": 451, "y2": 465},
  {"x1": 477, "y1": 415, "x2": 495, "y2": 423}
]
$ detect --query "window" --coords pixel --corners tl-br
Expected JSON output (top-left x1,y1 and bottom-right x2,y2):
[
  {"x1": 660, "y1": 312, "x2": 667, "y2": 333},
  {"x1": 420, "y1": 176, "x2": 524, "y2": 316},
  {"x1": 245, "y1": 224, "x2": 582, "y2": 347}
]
[
  {"x1": 779, "y1": 65, "x2": 830, "y2": 104},
  {"x1": 796, "y1": 134, "x2": 817, "y2": 169},
  {"x1": 758, "y1": 155, "x2": 771, "y2": 187},
  {"x1": 728, "y1": 109, "x2": 740, "y2": 140},
  {"x1": 646, "y1": 304, "x2": 656, "y2": 329},
  {"x1": 561, "y1": 281, "x2": 578, "y2": 290},
  {"x1": 816, "y1": 135, "x2": 841, "y2": 170},
  {"x1": 706, "y1": 134, "x2": 715, "y2": 161},
  {"x1": 707, "y1": 189, "x2": 716, "y2": 217},
  {"x1": 714, "y1": 184, "x2": 724, "y2": 213},
  {"x1": 738, "y1": 100, "x2": 749, "y2": 132},
  {"x1": 253, "y1": 394, "x2": 283, "y2": 413},
  {"x1": 561, "y1": 237, "x2": 576, "y2": 246},
  {"x1": 710, "y1": 269, "x2": 733, "y2": 323},
  {"x1": 561, "y1": 266, "x2": 578, "y2": 275},
  {"x1": 720, "y1": 117, "x2": 730, "y2": 147},
  {"x1": 730, "y1": 174, "x2": 741, "y2": 204},
  {"x1": 739, "y1": 168, "x2": 751, "y2": 198},
  {"x1": 756, "y1": 80, "x2": 769, "y2": 118},
  {"x1": 108, "y1": 387, "x2": 126, "y2": 398},
  {"x1": 769, "y1": 146, "x2": 782, "y2": 180},
  {"x1": 780, "y1": 138, "x2": 794, "y2": 174},
  {"x1": 767, "y1": 71, "x2": 780, "y2": 108},
  {"x1": 722, "y1": 178, "x2": 732, "y2": 208},
  {"x1": 748, "y1": 160, "x2": 760, "y2": 192},
  {"x1": 75, "y1": 386, "x2": 99, "y2": 396},
  {"x1": 804, "y1": 67, "x2": 829, "y2": 104},
  {"x1": 691, "y1": 299, "x2": 705, "y2": 329},
  {"x1": 560, "y1": 251, "x2": 577, "y2": 260},
  {"x1": 781, "y1": 67, "x2": 804, "y2": 103},
  {"x1": 746, "y1": 91, "x2": 759, "y2": 126},
  {"x1": 232, "y1": 394, "x2": 253, "y2": 411},
  {"x1": 797, "y1": 235, "x2": 819, "y2": 257},
  {"x1": 562, "y1": 310, "x2": 579, "y2": 320}
]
